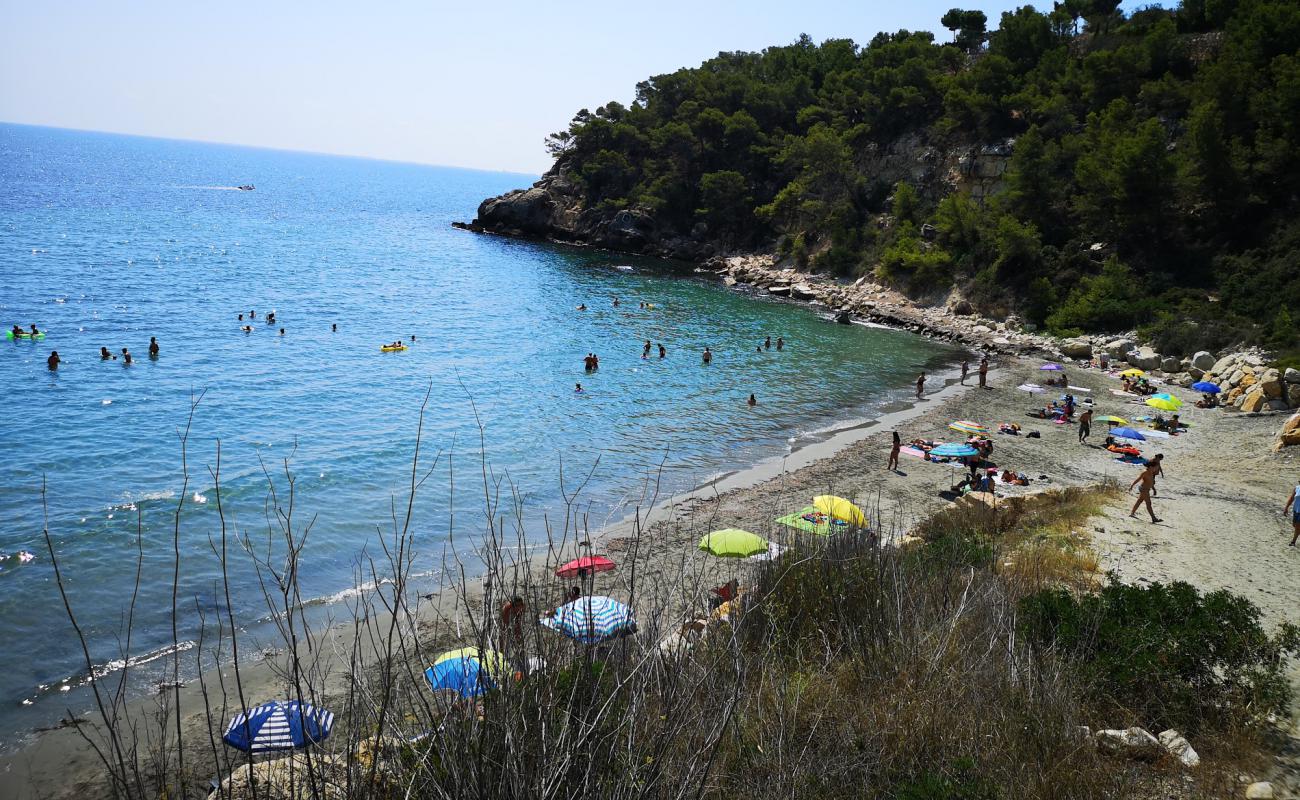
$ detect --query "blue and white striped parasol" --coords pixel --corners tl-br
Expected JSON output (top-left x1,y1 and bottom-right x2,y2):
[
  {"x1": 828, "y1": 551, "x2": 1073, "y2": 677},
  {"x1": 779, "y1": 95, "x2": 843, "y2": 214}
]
[
  {"x1": 223, "y1": 700, "x2": 333, "y2": 753},
  {"x1": 541, "y1": 595, "x2": 636, "y2": 644}
]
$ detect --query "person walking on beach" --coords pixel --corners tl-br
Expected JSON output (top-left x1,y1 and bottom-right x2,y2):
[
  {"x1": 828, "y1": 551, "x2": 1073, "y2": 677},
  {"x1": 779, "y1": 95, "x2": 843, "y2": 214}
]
[
  {"x1": 1078, "y1": 408, "x2": 1093, "y2": 444},
  {"x1": 1129, "y1": 457, "x2": 1163, "y2": 523},
  {"x1": 148, "y1": 336, "x2": 159, "y2": 357},
  {"x1": 887, "y1": 431, "x2": 901, "y2": 471},
  {"x1": 916, "y1": 372, "x2": 926, "y2": 399},
  {"x1": 960, "y1": 360, "x2": 969, "y2": 385},
  {"x1": 1284, "y1": 482, "x2": 1300, "y2": 546},
  {"x1": 978, "y1": 356, "x2": 988, "y2": 388}
]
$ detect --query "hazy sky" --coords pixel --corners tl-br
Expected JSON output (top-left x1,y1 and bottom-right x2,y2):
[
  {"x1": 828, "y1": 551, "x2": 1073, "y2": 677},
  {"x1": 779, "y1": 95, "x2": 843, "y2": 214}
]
[{"x1": 1, "y1": 1, "x2": 1155, "y2": 174}]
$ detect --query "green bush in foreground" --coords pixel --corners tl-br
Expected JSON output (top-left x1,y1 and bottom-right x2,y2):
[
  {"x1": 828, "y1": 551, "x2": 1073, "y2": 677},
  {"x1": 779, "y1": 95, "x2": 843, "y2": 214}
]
[{"x1": 1019, "y1": 579, "x2": 1300, "y2": 733}]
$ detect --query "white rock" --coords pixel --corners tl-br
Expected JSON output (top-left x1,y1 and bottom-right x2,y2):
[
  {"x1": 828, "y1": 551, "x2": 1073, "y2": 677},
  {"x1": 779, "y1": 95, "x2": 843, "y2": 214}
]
[
  {"x1": 1095, "y1": 726, "x2": 1161, "y2": 758},
  {"x1": 1244, "y1": 781, "x2": 1274, "y2": 799},
  {"x1": 1157, "y1": 729, "x2": 1200, "y2": 768},
  {"x1": 1127, "y1": 346, "x2": 1162, "y2": 371},
  {"x1": 1285, "y1": 367, "x2": 1300, "y2": 384},
  {"x1": 972, "y1": 324, "x2": 992, "y2": 334},
  {"x1": 1106, "y1": 338, "x2": 1134, "y2": 358},
  {"x1": 1211, "y1": 354, "x2": 1239, "y2": 376},
  {"x1": 1061, "y1": 338, "x2": 1093, "y2": 358}
]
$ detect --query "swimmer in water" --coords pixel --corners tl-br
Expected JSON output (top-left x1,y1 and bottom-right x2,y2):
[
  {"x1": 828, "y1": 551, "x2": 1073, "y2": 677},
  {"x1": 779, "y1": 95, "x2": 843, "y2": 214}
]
[
  {"x1": 47, "y1": 351, "x2": 60, "y2": 370},
  {"x1": 747, "y1": 393, "x2": 756, "y2": 406},
  {"x1": 29, "y1": 324, "x2": 39, "y2": 336},
  {"x1": 612, "y1": 297, "x2": 619, "y2": 307},
  {"x1": 643, "y1": 339, "x2": 651, "y2": 358},
  {"x1": 658, "y1": 343, "x2": 666, "y2": 358},
  {"x1": 331, "y1": 323, "x2": 337, "y2": 332},
  {"x1": 756, "y1": 346, "x2": 762, "y2": 353},
  {"x1": 702, "y1": 347, "x2": 712, "y2": 364},
  {"x1": 575, "y1": 383, "x2": 583, "y2": 393},
  {"x1": 776, "y1": 336, "x2": 784, "y2": 351},
  {"x1": 12, "y1": 324, "x2": 22, "y2": 338},
  {"x1": 238, "y1": 314, "x2": 244, "y2": 321},
  {"x1": 279, "y1": 328, "x2": 285, "y2": 336},
  {"x1": 149, "y1": 337, "x2": 159, "y2": 357},
  {"x1": 250, "y1": 310, "x2": 256, "y2": 319},
  {"x1": 242, "y1": 325, "x2": 253, "y2": 333},
  {"x1": 764, "y1": 336, "x2": 771, "y2": 350},
  {"x1": 410, "y1": 334, "x2": 416, "y2": 342},
  {"x1": 577, "y1": 304, "x2": 587, "y2": 311},
  {"x1": 100, "y1": 346, "x2": 112, "y2": 360},
  {"x1": 121, "y1": 348, "x2": 132, "y2": 365}
]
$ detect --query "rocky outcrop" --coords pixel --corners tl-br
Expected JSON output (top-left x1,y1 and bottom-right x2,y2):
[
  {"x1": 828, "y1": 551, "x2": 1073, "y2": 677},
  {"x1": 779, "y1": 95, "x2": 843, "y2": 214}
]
[{"x1": 1274, "y1": 412, "x2": 1300, "y2": 451}]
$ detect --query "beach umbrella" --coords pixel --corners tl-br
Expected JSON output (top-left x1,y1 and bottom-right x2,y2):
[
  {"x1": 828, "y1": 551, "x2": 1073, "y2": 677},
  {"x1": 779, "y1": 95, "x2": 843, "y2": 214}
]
[
  {"x1": 223, "y1": 700, "x2": 333, "y2": 753},
  {"x1": 948, "y1": 420, "x2": 989, "y2": 435},
  {"x1": 541, "y1": 595, "x2": 636, "y2": 644},
  {"x1": 425, "y1": 648, "x2": 509, "y2": 698},
  {"x1": 1111, "y1": 427, "x2": 1147, "y2": 441},
  {"x1": 1094, "y1": 415, "x2": 1128, "y2": 425},
  {"x1": 1145, "y1": 397, "x2": 1181, "y2": 412},
  {"x1": 1017, "y1": 383, "x2": 1046, "y2": 395},
  {"x1": 1151, "y1": 392, "x2": 1183, "y2": 406},
  {"x1": 1039, "y1": 363, "x2": 1064, "y2": 371},
  {"x1": 698, "y1": 528, "x2": 769, "y2": 558},
  {"x1": 1191, "y1": 381, "x2": 1221, "y2": 394},
  {"x1": 929, "y1": 443, "x2": 980, "y2": 458},
  {"x1": 555, "y1": 555, "x2": 616, "y2": 578},
  {"x1": 812, "y1": 495, "x2": 868, "y2": 527},
  {"x1": 1119, "y1": 368, "x2": 1145, "y2": 378}
]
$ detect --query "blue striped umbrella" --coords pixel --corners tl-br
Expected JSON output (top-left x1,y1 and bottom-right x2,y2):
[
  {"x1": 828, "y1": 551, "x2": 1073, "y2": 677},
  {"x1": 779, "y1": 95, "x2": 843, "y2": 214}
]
[
  {"x1": 223, "y1": 700, "x2": 333, "y2": 753},
  {"x1": 930, "y1": 443, "x2": 979, "y2": 458},
  {"x1": 1191, "y1": 381, "x2": 1220, "y2": 393},
  {"x1": 1110, "y1": 427, "x2": 1147, "y2": 441},
  {"x1": 541, "y1": 595, "x2": 636, "y2": 644}
]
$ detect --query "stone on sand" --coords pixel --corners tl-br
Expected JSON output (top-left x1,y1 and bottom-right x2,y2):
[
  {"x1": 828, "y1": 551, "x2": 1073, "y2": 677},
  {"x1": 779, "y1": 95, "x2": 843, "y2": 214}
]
[
  {"x1": 1191, "y1": 350, "x2": 1217, "y2": 371},
  {"x1": 1244, "y1": 782, "x2": 1274, "y2": 799},
  {"x1": 1157, "y1": 729, "x2": 1200, "y2": 768}
]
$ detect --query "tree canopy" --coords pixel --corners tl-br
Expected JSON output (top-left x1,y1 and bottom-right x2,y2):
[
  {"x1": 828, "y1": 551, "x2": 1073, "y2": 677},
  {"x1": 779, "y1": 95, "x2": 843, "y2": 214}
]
[{"x1": 544, "y1": 1, "x2": 1300, "y2": 354}]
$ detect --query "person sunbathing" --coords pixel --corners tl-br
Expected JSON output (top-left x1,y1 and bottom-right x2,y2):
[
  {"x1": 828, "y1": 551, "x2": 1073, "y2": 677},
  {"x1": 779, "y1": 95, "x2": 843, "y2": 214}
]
[
  {"x1": 1195, "y1": 393, "x2": 1218, "y2": 408},
  {"x1": 1103, "y1": 436, "x2": 1141, "y2": 457}
]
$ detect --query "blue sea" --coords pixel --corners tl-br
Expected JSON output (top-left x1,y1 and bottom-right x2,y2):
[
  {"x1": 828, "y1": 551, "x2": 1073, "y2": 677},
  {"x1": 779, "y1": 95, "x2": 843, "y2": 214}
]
[{"x1": 0, "y1": 123, "x2": 961, "y2": 744}]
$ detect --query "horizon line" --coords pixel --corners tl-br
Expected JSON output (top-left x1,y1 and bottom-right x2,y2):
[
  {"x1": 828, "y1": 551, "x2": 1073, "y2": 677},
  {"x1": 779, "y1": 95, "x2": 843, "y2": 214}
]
[{"x1": 0, "y1": 119, "x2": 544, "y2": 179}]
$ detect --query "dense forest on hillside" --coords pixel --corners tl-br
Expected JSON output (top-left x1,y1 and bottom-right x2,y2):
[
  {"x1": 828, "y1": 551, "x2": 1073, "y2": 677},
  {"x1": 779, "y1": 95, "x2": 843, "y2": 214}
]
[{"x1": 541, "y1": 0, "x2": 1300, "y2": 356}]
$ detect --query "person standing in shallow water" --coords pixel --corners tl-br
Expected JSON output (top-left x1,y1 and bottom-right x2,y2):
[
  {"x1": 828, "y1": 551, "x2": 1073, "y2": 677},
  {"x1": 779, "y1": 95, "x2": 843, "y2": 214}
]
[
  {"x1": 764, "y1": 336, "x2": 771, "y2": 350},
  {"x1": 658, "y1": 343, "x2": 666, "y2": 358},
  {"x1": 915, "y1": 372, "x2": 926, "y2": 399},
  {"x1": 148, "y1": 337, "x2": 159, "y2": 357},
  {"x1": 978, "y1": 356, "x2": 989, "y2": 388},
  {"x1": 121, "y1": 348, "x2": 132, "y2": 365},
  {"x1": 702, "y1": 347, "x2": 712, "y2": 364},
  {"x1": 776, "y1": 336, "x2": 784, "y2": 351},
  {"x1": 747, "y1": 393, "x2": 757, "y2": 406},
  {"x1": 960, "y1": 360, "x2": 969, "y2": 385},
  {"x1": 887, "y1": 431, "x2": 901, "y2": 471},
  {"x1": 47, "y1": 351, "x2": 60, "y2": 370}
]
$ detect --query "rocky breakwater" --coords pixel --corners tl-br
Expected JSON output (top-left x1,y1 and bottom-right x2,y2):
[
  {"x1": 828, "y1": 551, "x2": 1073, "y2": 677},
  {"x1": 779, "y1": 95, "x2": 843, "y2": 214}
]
[{"x1": 712, "y1": 255, "x2": 1062, "y2": 356}]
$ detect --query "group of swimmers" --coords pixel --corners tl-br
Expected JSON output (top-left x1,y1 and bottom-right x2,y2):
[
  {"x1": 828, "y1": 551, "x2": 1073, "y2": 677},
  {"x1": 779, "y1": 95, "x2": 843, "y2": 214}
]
[{"x1": 37, "y1": 335, "x2": 159, "y2": 370}]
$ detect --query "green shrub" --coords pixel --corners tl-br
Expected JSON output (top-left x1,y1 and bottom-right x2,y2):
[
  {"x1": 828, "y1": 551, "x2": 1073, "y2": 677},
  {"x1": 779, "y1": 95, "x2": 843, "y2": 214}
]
[{"x1": 1019, "y1": 580, "x2": 1300, "y2": 732}]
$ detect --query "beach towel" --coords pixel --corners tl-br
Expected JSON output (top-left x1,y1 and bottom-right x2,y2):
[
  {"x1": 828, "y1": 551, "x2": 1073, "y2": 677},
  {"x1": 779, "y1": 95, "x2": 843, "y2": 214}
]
[
  {"x1": 775, "y1": 506, "x2": 850, "y2": 536},
  {"x1": 899, "y1": 445, "x2": 928, "y2": 460},
  {"x1": 1067, "y1": 386, "x2": 1092, "y2": 393}
]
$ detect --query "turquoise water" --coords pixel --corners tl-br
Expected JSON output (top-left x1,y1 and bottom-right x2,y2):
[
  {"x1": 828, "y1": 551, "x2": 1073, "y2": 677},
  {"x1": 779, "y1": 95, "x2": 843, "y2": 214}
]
[{"x1": 0, "y1": 123, "x2": 960, "y2": 742}]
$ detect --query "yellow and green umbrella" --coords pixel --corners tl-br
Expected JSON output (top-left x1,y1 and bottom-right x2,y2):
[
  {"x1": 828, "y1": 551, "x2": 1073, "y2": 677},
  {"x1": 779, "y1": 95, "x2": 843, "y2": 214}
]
[
  {"x1": 949, "y1": 420, "x2": 989, "y2": 435},
  {"x1": 1145, "y1": 396, "x2": 1181, "y2": 412},
  {"x1": 698, "y1": 529, "x2": 769, "y2": 558},
  {"x1": 812, "y1": 495, "x2": 868, "y2": 528},
  {"x1": 1094, "y1": 415, "x2": 1128, "y2": 425},
  {"x1": 1119, "y1": 368, "x2": 1145, "y2": 378}
]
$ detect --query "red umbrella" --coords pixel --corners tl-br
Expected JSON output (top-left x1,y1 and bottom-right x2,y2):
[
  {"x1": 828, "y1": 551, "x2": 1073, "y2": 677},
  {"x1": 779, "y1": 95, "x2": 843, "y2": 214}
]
[{"x1": 555, "y1": 555, "x2": 616, "y2": 578}]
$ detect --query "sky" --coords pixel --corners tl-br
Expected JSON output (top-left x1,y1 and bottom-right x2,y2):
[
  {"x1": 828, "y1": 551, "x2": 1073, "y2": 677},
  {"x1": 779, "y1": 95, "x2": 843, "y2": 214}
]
[{"x1": 0, "y1": 1, "x2": 1158, "y2": 175}]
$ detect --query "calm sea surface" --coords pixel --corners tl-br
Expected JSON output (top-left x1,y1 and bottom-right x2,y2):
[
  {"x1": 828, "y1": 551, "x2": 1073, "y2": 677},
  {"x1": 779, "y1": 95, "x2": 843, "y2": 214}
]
[{"x1": 0, "y1": 123, "x2": 960, "y2": 744}]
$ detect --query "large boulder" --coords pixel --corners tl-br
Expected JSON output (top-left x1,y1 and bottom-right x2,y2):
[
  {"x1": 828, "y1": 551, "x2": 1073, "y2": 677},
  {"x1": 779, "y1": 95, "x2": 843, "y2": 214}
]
[
  {"x1": 1274, "y1": 412, "x2": 1300, "y2": 450},
  {"x1": 1157, "y1": 729, "x2": 1200, "y2": 768},
  {"x1": 1285, "y1": 367, "x2": 1300, "y2": 384},
  {"x1": 1160, "y1": 356, "x2": 1181, "y2": 373},
  {"x1": 1211, "y1": 354, "x2": 1239, "y2": 377},
  {"x1": 1240, "y1": 388, "x2": 1267, "y2": 413},
  {"x1": 789, "y1": 283, "x2": 817, "y2": 301},
  {"x1": 1245, "y1": 782, "x2": 1275, "y2": 800},
  {"x1": 1289, "y1": 384, "x2": 1300, "y2": 408},
  {"x1": 1127, "y1": 346, "x2": 1162, "y2": 371},
  {"x1": 1106, "y1": 338, "x2": 1134, "y2": 359},
  {"x1": 1060, "y1": 339, "x2": 1093, "y2": 359},
  {"x1": 1191, "y1": 351, "x2": 1217, "y2": 371},
  {"x1": 1260, "y1": 369, "x2": 1285, "y2": 400}
]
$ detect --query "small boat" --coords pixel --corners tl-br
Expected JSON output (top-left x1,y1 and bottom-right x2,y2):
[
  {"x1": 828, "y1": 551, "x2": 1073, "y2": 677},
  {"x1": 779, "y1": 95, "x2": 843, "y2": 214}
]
[
  {"x1": 380, "y1": 344, "x2": 408, "y2": 353},
  {"x1": 237, "y1": 185, "x2": 255, "y2": 191}
]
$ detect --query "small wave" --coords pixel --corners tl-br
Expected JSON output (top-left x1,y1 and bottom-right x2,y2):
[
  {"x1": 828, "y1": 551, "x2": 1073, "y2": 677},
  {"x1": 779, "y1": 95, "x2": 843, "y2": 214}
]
[
  {"x1": 101, "y1": 399, "x2": 112, "y2": 406},
  {"x1": 192, "y1": 492, "x2": 207, "y2": 503},
  {"x1": 24, "y1": 640, "x2": 198, "y2": 705},
  {"x1": 173, "y1": 185, "x2": 244, "y2": 191}
]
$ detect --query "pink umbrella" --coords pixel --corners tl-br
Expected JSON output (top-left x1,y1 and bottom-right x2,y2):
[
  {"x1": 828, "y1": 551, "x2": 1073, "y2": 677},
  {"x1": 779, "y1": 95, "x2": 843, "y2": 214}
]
[{"x1": 555, "y1": 555, "x2": 616, "y2": 578}]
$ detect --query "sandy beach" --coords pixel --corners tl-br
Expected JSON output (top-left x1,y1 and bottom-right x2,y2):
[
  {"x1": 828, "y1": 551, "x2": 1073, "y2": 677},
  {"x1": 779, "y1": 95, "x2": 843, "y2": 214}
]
[{"x1": 4, "y1": 356, "x2": 1298, "y2": 797}]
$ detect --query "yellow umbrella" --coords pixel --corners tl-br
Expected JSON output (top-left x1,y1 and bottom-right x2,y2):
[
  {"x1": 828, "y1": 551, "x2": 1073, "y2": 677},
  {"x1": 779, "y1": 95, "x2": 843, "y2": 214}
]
[
  {"x1": 1094, "y1": 415, "x2": 1128, "y2": 425},
  {"x1": 698, "y1": 529, "x2": 769, "y2": 558},
  {"x1": 433, "y1": 647, "x2": 510, "y2": 680},
  {"x1": 812, "y1": 495, "x2": 868, "y2": 528},
  {"x1": 1119, "y1": 368, "x2": 1145, "y2": 378},
  {"x1": 1145, "y1": 397, "x2": 1181, "y2": 412}
]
